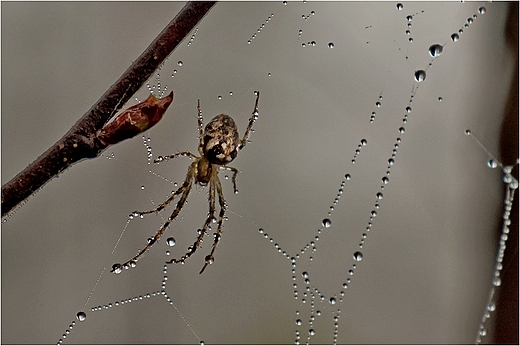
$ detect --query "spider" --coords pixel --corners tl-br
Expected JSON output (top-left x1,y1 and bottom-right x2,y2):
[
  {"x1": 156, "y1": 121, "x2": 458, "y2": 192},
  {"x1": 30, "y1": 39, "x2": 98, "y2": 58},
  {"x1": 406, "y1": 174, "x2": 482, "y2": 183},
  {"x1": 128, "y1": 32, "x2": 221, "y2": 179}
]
[{"x1": 112, "y1": 91, "x2": 260, "y2": 275}]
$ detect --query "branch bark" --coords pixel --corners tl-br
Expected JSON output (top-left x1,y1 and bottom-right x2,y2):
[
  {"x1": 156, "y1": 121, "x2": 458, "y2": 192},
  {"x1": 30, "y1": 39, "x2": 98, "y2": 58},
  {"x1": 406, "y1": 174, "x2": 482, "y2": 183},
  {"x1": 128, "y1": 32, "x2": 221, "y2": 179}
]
[{"x1": 1, "y1": 1, "x2": 217, "y2": 218}]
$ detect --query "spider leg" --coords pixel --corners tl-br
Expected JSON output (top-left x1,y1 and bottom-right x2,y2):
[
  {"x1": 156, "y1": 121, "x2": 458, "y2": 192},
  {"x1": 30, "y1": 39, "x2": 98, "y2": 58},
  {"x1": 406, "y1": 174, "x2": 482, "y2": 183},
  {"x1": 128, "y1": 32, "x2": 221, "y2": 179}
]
[
  {"x1": 167, "y1": 167, "x2": 217, "y2": 265},
  {"x1": 238, "y1": 91, "x2": 260, "y2": 150},
  {"x1": 154, "y1": 151, "x2": 198, "y2": 163},
  {"x1": 131, "y1": 152, "x2": 198, "y2": 216},
  {"x1": 112, "y1": 162, "x2": 196, "y2": 272},
  {"x1": 199, "y1": 174, "x2": 226, "y2": 274},
  {"x1": 221, "y1": 165, "x2": 240, "y2": 194},
  {"x1": 197, "y1": 99, "x2": 205, "y2": 156}
]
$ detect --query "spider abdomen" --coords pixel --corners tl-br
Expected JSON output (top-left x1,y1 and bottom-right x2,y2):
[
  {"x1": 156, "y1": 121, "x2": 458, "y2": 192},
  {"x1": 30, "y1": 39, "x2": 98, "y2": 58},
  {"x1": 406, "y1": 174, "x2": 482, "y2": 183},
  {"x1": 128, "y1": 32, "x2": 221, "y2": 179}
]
[{"x1": 203, "y1": 114, "x2": 239, "y2": 165}]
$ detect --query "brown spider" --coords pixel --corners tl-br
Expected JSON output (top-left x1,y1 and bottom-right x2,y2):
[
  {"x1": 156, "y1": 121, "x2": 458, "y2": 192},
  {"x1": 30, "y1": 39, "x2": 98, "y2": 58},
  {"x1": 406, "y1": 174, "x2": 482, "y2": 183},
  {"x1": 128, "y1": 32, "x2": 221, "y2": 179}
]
[{"x1": 112, "y1": 91, "x2": 260, "y2": 274}]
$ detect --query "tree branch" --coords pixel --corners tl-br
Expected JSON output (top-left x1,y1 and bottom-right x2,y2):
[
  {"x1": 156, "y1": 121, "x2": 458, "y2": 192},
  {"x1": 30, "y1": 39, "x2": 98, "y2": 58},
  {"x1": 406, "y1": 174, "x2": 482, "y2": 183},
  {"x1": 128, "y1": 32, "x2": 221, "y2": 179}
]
[{"x1": 1, "y1": 1, "x2": 217, "y2": 218}]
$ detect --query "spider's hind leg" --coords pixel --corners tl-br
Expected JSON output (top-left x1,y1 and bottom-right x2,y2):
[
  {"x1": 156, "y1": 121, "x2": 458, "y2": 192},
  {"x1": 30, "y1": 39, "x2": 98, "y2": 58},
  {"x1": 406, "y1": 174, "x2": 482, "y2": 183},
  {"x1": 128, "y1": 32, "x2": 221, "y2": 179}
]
[
  {"x1": 238, "y1": 91, "x2": 260, "y2": 150},
  {"x1": 221, "y1": 165, "x2": 240, "y2": 194}
]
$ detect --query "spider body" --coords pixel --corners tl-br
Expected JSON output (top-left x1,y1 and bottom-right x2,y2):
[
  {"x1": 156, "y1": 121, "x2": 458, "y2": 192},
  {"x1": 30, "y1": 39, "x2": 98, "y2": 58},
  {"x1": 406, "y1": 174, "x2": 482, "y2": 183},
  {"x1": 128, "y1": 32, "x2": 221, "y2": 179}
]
[
  {"x1": 202, "y1": 114, "x2": 240, "y2": 165},
  {"x1": 112, "y1": 92, "x2": 259, "y2": 275}
]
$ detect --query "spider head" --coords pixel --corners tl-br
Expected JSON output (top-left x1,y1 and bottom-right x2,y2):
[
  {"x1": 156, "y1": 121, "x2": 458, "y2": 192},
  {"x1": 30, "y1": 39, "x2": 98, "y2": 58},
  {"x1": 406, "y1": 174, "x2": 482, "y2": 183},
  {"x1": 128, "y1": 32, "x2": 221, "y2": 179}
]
[{"x1": 202, "y1": 114, "x2": 239, "y2": 165}]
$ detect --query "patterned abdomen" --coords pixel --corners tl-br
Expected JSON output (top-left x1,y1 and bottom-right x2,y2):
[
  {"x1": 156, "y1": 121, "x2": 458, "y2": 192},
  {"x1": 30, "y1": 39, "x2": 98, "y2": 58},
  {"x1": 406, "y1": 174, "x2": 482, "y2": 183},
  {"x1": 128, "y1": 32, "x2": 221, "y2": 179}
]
[{"x1": 203, "y1": 114, "x2": 239, "y2": 165}]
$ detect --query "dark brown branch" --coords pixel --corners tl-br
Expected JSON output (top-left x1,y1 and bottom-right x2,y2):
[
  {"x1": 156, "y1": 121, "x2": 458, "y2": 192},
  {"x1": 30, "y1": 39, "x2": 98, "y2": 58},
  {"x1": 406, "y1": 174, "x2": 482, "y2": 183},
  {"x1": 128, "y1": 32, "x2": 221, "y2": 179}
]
[{"x1": 1, "y1": 1, "x2": 217, "y2": 218}]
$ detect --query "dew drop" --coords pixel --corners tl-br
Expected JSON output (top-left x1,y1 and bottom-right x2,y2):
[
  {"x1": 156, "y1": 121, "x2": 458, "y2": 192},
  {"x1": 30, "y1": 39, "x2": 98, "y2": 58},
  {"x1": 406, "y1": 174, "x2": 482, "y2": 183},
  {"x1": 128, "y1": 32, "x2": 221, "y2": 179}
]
[
  {"x1": 296, "y1": 319, "x2": 302, "y2": 325},
  {"x1": 76, "y1": 311, "x2": 87, "y2": 322},
  {"x1": 382, "y1": 176, "x2": 389, "y2": 184},
  {"x1": 428, "y1": 44, "x2": 443, "y2": 57},
  {"x1": 329, "y1": 297, "x2": 337, "y2": 305},
  {"x1": 438, "y1": 96, "x2": 443, "y2": 102},
  {"x1": 488, "y1": 159, "x2": 498, "y2": 169},
  {"x1": 406, "y1": 15, "x2": 413, "y2": 22},
  {"x1": 465, "y1": 129, "x2": 471, "y2": 135},
  {"x1": 309, "y1": 329, "x2": 316, "y2": 336},
  {"x1": 451, "y1": 33, "x2": 459, "y2": 42},
  {"x1": 396, "y1": 3, "x2": 403, "y2": 10},
  {"x1": 414, "y1": 70, "x2": 426, "y2": 82},
  {"x1": 177, "y1": 61, "x2": 183, "y2": 66},
  {"x1": 492, "y1": 277, "x2": 501, "y2": 287},
  {"x1": 353, "y1": 251, "x2": 363, "y2": 261},
  {"x1": 328, "y1": 42, "x2": 335, "y2": 49},
  {"x1": 205, "y1": 255, "x2": 214, "y2": 265},
  {"x1": 218, "y1": 95, "x2": 222, "y2": 100},
  {"x1": 166, "y1": 237, "x2": 176, "y2": 247},
  {"x1": 322, "y1": 218, "x2": 331, "y2": 228},
  {"x1": 478, "y1": 6, "x2": 486, "y2": 14},
  {"x1": 487, "y1": 303, "x2": 496, "y2": 312},
  {"x1": 200, "y1": 342, "x2": 205, "y2": 346},
  {"x1": 111, "y1": 263, "x2": 123, "y2": 274}
]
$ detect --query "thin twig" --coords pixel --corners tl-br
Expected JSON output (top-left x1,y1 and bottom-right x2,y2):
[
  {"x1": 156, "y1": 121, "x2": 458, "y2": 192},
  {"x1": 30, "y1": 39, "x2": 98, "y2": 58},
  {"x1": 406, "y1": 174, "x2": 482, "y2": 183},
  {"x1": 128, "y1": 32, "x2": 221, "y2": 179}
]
[{"x1": 1, "y1": 1, "x2": 217, "y2": 218}]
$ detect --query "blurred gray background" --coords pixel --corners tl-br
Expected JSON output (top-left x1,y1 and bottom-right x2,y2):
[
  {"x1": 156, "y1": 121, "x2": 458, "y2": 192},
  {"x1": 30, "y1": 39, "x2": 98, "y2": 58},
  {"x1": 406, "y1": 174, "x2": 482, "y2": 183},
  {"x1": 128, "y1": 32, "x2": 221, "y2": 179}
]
[{"x1": 2, "y1": 2, "x2": 515, "y2": 344}]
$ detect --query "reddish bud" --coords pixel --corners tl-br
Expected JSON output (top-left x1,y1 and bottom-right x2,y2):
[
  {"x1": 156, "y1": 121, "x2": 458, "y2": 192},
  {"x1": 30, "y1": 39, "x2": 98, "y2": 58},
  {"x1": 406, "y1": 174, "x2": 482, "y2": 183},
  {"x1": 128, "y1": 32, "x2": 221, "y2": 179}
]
[{"x1": 97, "y1": 91, "x2": 173, "y2": 146}]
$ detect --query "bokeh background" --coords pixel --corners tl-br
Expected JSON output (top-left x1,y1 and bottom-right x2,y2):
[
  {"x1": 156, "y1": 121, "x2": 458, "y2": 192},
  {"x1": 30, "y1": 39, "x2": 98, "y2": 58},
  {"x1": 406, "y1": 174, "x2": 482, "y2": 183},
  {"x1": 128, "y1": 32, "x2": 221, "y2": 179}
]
[{"x1": 2, "y1": 2, "x2": 516, "y2": 344}]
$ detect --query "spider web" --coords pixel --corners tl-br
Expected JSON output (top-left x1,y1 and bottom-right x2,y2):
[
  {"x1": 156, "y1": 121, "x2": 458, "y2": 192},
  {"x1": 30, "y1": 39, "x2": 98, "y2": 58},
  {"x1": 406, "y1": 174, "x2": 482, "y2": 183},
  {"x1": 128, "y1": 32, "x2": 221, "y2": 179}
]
[{"x1": 1, "y1": 2, "x2": 517, "y2": 344}]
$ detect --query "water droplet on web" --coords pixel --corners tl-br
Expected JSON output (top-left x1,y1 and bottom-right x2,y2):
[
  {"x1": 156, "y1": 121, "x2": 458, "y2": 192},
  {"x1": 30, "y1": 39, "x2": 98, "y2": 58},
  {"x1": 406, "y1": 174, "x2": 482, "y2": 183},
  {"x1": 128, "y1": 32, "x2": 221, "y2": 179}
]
[
  {"x1": 487, "y1": 303, "x2": 496, "y2": 312},
  {"x1": 166, "y1": 237, "x2": 176, "y2": 247},
  {"x1": 478, "y1": 6, "x2": 486, "y2": 14},
  {"x1": 396, "y1": 3, "x2": 403, "y2": 10},
  {"x1": 406, "y1": 15, "x2": 413, "y2": 22},
  {"x1": 382, "y1": 176, "x2": 389, "y2": 184},
  {"x1": 353, "y1": 251, "x2": 363, "y2": 261},
  {"x1": 414, "y1": 70, "x2": 426, "y2": 82},
  {"x1": 492, "y1": 277, "x2": 501, "y2": 286},
  {"x1": 428, "y1": 44, "x2": 443, "y2": 57},
  {"x1": 177, "y1": 61, "x2": 183, "y2": 66},
  {"x1": 296, "y1": 319, "x2": 302, "y2": 325},
  {"x1": 200, "y1": 341, "x2": 205, "y2": 346},
  {"x1": 488, "y1": 159, "x2": 498, "y2": 169},
  {"x1": 451, "y1": 33, "x2": 459, "y2": 42},
  {"x1": 328, "y1": 42, "x2": 335, "y2": 49},
  {"x1": 329, "y1": 297, "x2": 337, "y2": 304},
  {"x1": 218, "y1": 95, "x2": 222, "y2": 100},
  {"x1": 76, "y1": 311, "x2": 86, "y2": 322},
  {"x1": 309, "y1": 329, "x2": 316, "y2": 336},
  {"x1": 322, "y1": 218, "x2": 331, "y2": 228}
]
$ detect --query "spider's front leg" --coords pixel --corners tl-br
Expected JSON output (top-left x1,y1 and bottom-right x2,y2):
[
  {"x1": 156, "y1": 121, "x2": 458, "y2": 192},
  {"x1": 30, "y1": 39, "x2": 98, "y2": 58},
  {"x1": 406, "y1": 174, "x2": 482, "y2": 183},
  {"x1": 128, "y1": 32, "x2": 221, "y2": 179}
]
[
  {"x1": 111, "y1": 161, "x2": 196, "y2": 273},
  {"x1": 130, "y1": 151, "x2": 198, "y2": 216},
  {"x1": 166, "y1": 169, "x2": 217, "y2": 265},
  {"x1": 199, "y1": 175, "x2": 227, "y2": 274}
]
